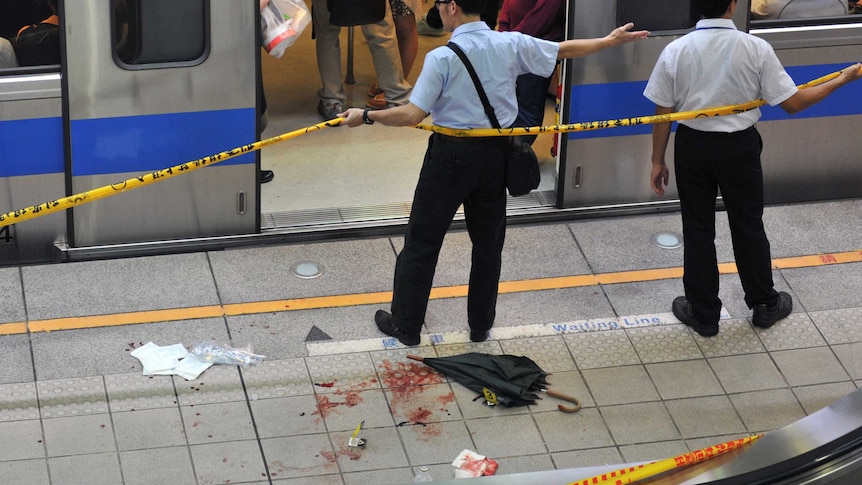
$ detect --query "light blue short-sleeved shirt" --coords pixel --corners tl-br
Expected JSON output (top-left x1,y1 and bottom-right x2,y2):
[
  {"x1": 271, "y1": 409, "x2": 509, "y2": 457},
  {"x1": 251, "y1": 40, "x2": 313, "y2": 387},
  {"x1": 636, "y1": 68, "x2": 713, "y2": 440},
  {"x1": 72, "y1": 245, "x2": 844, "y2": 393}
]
[
  {"x1": 643, "y1": 18, "x2": 798, "y2": 132},
  {"x1": 410, "y1": 21, "x2": 559, "y2": 129}
]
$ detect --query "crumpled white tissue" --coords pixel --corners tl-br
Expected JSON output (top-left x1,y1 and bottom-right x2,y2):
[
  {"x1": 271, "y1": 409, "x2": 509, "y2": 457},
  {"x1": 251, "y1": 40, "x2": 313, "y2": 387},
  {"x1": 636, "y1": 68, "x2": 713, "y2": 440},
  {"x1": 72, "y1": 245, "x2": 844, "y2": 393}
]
[
  {"x1": 130, "y1": 342, "x2": 213, "y2": 380},
  {"x1": 451, "y1": 449, "x2": 498, "y2": 478}
]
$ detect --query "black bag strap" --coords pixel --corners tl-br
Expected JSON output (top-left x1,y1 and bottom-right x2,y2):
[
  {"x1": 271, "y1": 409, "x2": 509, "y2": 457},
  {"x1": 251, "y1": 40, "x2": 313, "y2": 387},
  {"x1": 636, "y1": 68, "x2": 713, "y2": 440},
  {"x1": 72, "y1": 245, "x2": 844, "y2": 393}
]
[{"x1": 446, "y1": 42, "x2": 501, "y2": 129}]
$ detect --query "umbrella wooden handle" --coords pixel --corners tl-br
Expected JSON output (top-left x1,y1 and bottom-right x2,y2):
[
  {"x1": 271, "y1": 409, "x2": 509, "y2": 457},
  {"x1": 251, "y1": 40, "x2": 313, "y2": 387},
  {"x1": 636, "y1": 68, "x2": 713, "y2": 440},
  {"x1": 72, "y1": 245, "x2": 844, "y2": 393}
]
[
  {"x1": 546, "y1": 388, "x2": 581, "y2": 413},
  {"x1": 405, "y1": 354, "x2": 424, "y2": 362}
]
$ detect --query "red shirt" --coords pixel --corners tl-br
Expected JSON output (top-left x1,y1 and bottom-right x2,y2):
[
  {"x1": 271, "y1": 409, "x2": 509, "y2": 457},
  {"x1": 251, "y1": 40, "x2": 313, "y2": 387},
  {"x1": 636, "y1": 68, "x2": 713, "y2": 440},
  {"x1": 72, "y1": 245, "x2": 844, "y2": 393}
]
[{"x1": 497, "y1": 0, "x2": 565, "y2": 42}]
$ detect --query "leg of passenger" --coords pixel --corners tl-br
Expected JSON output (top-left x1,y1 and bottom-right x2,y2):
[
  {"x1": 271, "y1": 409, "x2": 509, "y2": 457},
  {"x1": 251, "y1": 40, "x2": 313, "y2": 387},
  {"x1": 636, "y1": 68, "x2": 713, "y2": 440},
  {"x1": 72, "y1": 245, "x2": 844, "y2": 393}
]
[
  {"x1": 311, "y1": 0, "x2": 346, "y2": 109},
  {"x1": 716, "y1": 128, "x2": 778, "y2": 308},
  {"x1": 0, "y1": 37, "x2": 19, "y2": 68},
  {"x1": 513, "y1": 73, "x2": 553, "y2": 145},
  {"x1": 393, "y1": 11, "x2": 418, "y2": 77},
  {"x1": 390, "y1": 137, "x2": 469, "y2": 336},
  {"x1": 361, "y1": 2, "x2": 412, "y2": 107},
  {"x1": 463, "y1": 144, "x2": 507, "y2": 335},
  {"x1": 674, "y1": 126, "x2": 721, "y2": 325}
]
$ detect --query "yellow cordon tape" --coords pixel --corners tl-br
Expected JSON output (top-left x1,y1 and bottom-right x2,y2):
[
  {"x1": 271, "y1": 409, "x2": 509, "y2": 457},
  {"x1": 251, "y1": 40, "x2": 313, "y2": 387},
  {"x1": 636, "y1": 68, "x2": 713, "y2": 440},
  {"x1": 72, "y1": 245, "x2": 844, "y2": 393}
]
[
  {"x1": 0, "y1": 65, "x2": 855, "y2": 229},
  {"x1": 568, "y1": 434, "x2": 762, "y2": 485},
  {"x1": 415, "y1": 66, "x2": 852, "y2": 138},
  {"x1": 0, "y1": 118, "x2": 344, "y2": 228}
]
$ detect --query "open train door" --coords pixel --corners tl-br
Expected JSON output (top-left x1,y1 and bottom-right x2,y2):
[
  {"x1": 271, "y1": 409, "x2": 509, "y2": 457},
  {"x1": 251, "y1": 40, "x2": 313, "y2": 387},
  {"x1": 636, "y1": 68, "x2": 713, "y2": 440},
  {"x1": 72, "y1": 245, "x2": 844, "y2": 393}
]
[{"x1": 62, "y1": 0, "x2": 260, "y2": 254}]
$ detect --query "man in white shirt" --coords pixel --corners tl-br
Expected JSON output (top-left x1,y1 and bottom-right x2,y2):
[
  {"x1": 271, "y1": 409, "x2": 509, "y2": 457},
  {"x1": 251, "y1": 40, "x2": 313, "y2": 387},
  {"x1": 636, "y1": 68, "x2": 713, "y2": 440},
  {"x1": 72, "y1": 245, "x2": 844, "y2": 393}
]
[{"x1": 644, "y1": 0, "x2": 861, "y2": 337}]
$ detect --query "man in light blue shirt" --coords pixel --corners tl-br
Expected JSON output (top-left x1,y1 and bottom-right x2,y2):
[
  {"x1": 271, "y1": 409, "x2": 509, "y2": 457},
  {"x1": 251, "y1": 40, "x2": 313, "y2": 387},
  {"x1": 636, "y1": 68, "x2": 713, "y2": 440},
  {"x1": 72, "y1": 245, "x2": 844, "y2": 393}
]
[{"x1": 339, "y1": 0, "x2": 647, "y2": 346}]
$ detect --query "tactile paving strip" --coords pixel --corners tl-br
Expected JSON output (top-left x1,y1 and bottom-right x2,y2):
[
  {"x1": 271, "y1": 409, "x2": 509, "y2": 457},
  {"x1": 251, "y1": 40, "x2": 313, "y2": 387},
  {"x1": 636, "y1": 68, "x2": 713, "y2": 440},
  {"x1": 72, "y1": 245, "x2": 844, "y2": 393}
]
[
  {"x1": 369, "y1": 347, "x2": 442, "y2": 389},
  {"x1": 105, "y1": 373, "x2": 178, "y2": 412},
  {"x1": 754, "y1": 313, "x2": 827, "y2": 351},
  {"x1": 242, "y1": 358, "x2": 314, "y2": 400},
  {"x1": 694, "y1": 319, "x2": 766, "y2": 358},
  {"x1": 810, "y1": 307, "x2": 862, "y2": 345},
  {"x1": 174, "y1": 364, "x2": 246, "y2": 406},
  {"x1": 0, "y1": 382, "x2": 39, "y2": 422},
  {"x1": 434, "y1": 341, "x2": 503, "y2": 357},
  {"x1": 626, "y1": 325, "x2": 703, "y2": 363},
  {"x1": 37, "y1": 376, "x2": 108, "y2": 418},
  {"x1": 500, "y1": 336, "x2": 576, "y2": 373},
  {"x1": 305, "y1": 353, "x2": 382, "y2": 394},
  {"x1": 564, "y1": 330, "x2": 641, "y2": 369}
]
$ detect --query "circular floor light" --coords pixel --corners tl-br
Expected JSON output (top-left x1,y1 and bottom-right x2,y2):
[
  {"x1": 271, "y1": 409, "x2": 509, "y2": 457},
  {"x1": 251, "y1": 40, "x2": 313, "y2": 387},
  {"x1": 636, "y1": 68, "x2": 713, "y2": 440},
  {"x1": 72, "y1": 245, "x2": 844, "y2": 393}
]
[
  {"x1": 291, "y1": 261, "x2": 324, "y2": 279},
  {"x1": 651, "y1": 232, "x2": 683, "y2": 250}
]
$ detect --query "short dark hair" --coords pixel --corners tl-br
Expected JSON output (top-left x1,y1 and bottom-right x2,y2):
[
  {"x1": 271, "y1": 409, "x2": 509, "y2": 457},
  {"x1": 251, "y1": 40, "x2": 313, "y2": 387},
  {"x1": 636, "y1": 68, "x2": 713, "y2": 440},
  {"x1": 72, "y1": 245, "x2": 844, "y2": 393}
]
[
  {"x1": 695, "y1": 0, "x2": 734, "y2": 18},
  {"x1": 453, "y1": 0, "x2": 485, "y2": 16}
]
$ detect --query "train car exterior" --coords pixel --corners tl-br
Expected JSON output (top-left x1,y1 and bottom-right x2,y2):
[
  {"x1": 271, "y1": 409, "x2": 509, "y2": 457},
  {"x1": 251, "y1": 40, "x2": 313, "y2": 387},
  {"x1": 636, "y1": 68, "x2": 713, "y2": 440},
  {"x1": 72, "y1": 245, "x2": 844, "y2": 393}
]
[
  {"x1": 2, "y1": 0, "x2": 860, "y2": 266},
  {"x1": 1, "y1": 0, "x2": 260, "y2": 265},
  {"x1": 557, "y1": 0, "x2": 862, "y2": 209}
]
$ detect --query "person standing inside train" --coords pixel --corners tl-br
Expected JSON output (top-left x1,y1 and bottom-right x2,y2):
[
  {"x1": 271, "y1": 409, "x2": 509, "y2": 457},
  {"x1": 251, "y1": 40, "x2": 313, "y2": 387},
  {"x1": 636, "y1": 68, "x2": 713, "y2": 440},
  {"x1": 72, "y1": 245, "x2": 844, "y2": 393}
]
[
  {"x1": 311, "y1": 0, "x2": 412, "y2": 120},
  {"x1": 498, "y1": 0, "x2": 566, "y2": 145},
  {"x1": 338, "y1": 0, "x2": 648, "y2": 346},
  {"x1": 645, "y1": 0, "x2": 862, "y2": 337},
  {"x1": 749, "y1": 0, "x2": 847, "y2": 19}
]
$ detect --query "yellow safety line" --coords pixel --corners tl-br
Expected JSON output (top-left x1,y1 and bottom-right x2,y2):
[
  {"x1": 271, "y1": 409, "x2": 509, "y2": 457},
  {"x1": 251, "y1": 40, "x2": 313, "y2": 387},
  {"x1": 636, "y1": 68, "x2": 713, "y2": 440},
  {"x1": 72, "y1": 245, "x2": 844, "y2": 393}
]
[
  {"x1": 0, "y1": 322, "x2": 27, "y2": 336},
  {"x1": 5, "y1": 249, "x2": 860, "y2": 336},
  {"x1": 222, "y1": 291, "x2": 395, "y2": 316},
  {"x1": 30, "y1": 306, "x2": 225, "y2": 333}
]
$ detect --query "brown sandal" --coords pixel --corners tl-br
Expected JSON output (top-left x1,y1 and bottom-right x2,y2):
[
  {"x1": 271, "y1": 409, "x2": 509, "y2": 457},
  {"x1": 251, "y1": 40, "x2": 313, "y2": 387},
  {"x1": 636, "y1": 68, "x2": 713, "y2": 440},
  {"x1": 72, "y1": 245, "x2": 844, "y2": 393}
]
[
  {"x1": 367, "y1": 84, "x2": 384, "y2": 97},
  {"x1": 365, "y1": 93, "x2": 387, "y2": 109}
]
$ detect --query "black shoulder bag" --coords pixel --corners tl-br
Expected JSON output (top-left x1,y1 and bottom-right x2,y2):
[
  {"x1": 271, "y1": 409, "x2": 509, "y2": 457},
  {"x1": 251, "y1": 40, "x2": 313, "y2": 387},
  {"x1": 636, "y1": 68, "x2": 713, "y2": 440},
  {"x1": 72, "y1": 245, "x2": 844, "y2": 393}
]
[{"x1": 446, "y1": 42, "x2": 540, "y2": 197}]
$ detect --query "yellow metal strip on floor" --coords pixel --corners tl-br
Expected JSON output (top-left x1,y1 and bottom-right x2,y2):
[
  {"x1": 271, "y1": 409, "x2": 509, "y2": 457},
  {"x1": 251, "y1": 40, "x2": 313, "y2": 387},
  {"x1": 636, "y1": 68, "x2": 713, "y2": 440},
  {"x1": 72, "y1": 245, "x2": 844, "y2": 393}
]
[
  {"x1": 10, "y1": 249, "x2": 862, "y2": 336},
  {"x1": 223, "y1": 291, "x2": 394, "y2": 316},
  {"x1": 29, "y1": 306, "x2": 224, "y2": 333},
  {"x1": 0, "y1": 322, "x2": 27, "y2": 336}
]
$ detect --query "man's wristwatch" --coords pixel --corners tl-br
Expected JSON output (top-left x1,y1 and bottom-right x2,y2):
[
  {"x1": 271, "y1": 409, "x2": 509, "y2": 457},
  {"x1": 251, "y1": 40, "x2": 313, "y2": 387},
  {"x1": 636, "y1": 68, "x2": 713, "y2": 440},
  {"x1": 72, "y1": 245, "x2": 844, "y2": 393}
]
[{"x1": 362, "y1": 108, "x2": 375, "y2": 125}]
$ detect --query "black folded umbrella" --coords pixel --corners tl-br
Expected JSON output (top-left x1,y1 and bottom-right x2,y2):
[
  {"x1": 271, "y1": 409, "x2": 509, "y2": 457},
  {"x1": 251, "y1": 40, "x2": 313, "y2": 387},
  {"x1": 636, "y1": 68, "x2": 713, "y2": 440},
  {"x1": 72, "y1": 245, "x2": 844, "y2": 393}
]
[{"x1": 407, "y1": 352, "x2": 579, "y2": 411}]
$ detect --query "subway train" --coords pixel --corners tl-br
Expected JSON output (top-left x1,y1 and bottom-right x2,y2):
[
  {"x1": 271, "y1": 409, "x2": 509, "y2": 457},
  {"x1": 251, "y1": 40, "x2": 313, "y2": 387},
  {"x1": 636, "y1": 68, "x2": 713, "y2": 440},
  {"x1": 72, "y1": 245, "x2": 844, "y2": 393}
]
[{"x1": 2, "y1": 0, "x2": 861, "y2": 266}]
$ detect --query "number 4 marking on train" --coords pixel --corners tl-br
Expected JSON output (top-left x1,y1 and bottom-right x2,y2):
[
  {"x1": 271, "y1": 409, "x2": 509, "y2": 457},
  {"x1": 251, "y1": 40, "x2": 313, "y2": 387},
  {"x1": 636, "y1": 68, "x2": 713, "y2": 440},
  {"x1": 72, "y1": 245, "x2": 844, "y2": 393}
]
[{"x1": 0, "y1": 225, "x2": 13, "y2": 244}]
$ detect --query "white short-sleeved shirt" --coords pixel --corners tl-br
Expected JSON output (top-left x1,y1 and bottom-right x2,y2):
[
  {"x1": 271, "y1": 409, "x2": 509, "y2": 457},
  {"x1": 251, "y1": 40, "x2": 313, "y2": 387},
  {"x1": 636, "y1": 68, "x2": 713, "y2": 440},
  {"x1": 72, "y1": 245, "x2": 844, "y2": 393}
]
[
  {"x1": 410, "y1": 21, "x2": 559, "y2": 129},
  {"x1": 643, "y1": 18, "x2": 798, "y2": 132}
]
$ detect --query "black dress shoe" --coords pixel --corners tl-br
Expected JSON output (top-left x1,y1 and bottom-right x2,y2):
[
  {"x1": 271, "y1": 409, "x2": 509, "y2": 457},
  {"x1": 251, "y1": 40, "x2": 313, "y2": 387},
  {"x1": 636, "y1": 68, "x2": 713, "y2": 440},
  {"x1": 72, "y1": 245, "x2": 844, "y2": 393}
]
[
  {"x1": 672, "y1": 296, "x2": 719, "y2": 337},
  {"x1": 469, "y1": 330, "x2": 489, "y2": 342},
  {"x1": 260, "y1": 170, "x2": 274, "y2": 184},
  {"x1": 752, "y1": 291, "x2": 792, "y2": 328},
  {"x1": 375, "y1": 310, "x2": 420, "y2": 346}
]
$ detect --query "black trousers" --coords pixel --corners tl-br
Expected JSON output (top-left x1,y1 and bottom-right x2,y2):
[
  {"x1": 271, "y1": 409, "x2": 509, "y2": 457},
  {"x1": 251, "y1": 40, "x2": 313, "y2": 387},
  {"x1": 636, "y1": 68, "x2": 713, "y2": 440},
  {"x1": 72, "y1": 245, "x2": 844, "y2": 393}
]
[
  {"x1": 390, "y1": 134, "x2": 507, "y2": 337},
  {"x1": 674, "y1": 124, "x2": 779, "y2": 325}
]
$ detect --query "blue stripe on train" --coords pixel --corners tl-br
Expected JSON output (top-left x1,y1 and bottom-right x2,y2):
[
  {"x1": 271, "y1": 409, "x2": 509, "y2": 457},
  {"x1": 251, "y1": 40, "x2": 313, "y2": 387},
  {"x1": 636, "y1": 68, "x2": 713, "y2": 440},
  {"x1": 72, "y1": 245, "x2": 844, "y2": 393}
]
[
  {"x1": 71, "y1": 108, "x2": 256, "y2": 176},
  {"x1": 568, "y1": 63, "x2": 862, "y2": 139},
  {"x1": 0, "y1": 117, "x2": 64, "y2": 177}
]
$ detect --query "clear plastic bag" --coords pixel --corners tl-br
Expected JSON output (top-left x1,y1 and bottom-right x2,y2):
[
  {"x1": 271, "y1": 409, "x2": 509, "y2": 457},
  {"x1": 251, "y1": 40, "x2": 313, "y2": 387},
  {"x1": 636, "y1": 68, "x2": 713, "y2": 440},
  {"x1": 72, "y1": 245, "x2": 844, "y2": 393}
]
[
  {"x1": 261, "y1": 0, "x2": 311, "y2": 58},
  {"x1": 189, "y1": 341, "x2": 265, "y2": 367}
]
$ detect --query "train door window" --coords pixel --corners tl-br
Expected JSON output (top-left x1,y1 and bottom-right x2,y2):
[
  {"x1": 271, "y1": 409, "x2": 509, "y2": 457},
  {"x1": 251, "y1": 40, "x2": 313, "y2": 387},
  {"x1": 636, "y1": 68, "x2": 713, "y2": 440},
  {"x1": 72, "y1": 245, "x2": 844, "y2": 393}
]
[
  {"x1": 0, "y1": 0, "x2": 59, "y2": 73},
  {"x1": 616, "y1": 0, "x2": 700, "y2": 33},
  {"x1": 750, "y1": 0, "x2": 849, "y2": 22},
  {"x1": 111, "y1": 0, "x2": 209, "y2": 69}
]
